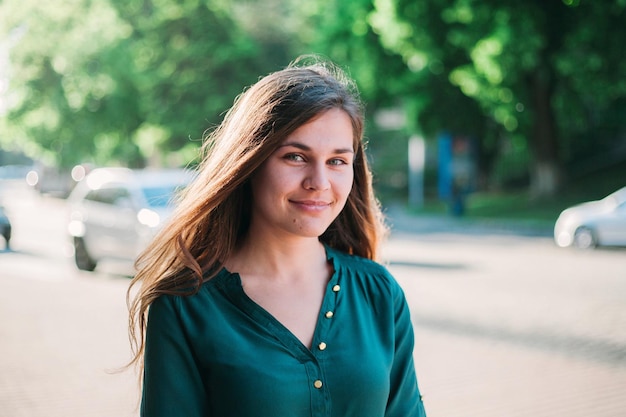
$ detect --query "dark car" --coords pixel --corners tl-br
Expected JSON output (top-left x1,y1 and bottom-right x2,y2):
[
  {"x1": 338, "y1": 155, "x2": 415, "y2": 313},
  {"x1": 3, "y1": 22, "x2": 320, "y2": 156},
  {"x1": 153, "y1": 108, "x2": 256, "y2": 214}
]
[{"x1": 0, "y1": 205, "x2": 11, "y2": 249}]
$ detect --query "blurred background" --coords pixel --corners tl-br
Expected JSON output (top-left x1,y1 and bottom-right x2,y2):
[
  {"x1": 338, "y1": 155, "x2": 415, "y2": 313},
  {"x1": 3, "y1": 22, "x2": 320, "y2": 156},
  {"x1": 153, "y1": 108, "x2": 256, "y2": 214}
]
[
  {"x1": 1, "y1": 0, "x2": 625, "y2": 210},
  {"x1": 0, "y1": 0, "x2": 625, "y2": 416}
]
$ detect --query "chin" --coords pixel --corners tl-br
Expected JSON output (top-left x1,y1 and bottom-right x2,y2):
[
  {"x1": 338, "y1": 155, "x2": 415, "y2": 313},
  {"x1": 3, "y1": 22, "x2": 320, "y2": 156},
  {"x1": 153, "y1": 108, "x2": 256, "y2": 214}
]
[{"x1": 289, "y1": 221, "x2": 333, "y2": 239}]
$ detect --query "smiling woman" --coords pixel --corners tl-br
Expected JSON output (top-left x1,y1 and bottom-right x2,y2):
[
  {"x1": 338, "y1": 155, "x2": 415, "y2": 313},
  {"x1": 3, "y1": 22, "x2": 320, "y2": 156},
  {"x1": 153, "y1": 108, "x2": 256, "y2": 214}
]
[
  {"x1": 127, "y1": 56, "x2": 427, "y2": 417},
  {"x1": 248, "y1": 108, "x2": 355, "y2": 241}
]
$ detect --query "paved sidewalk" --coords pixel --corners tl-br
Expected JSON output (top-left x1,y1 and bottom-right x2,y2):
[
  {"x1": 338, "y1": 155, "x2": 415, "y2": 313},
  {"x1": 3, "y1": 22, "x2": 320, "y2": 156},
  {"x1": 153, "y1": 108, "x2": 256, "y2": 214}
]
[
  {"x1": 1, "y1": 190, "x2": 624, "y2": 417},
  {"x1": 384, "y1": 226, "x2": 626, "y2": 417},
  {"x1": 412, "y1": 326, "x2": 626, "y2": 417}
]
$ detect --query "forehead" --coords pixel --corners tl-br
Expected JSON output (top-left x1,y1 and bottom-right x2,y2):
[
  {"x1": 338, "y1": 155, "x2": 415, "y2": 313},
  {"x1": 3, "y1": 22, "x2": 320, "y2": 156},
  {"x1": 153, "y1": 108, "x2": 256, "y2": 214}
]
[{"x1": 281, "y1": 109, "x2": 355, "y2": 149}]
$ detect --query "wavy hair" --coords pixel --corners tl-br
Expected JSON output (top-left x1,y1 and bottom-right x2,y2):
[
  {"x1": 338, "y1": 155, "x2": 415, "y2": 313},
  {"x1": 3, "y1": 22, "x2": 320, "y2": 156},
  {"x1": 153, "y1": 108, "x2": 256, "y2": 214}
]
[{"x1": 126, "y1": 56, "x2": 387, "y2": 374}]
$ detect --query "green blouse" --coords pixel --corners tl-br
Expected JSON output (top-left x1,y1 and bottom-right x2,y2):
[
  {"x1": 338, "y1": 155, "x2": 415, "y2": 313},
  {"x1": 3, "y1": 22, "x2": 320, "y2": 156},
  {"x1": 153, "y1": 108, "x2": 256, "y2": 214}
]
[{"x1": 141, "y1": 246, "x2": 426, "y2": 417}]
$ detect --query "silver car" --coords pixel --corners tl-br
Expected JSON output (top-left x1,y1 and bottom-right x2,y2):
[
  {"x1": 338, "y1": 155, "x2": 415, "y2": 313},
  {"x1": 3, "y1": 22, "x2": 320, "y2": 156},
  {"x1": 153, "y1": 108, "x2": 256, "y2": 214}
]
[
  {"x1": 67, "y1": 167, "x2": 193, "y2": 271},
  {"x1": 554, "y1": 186, "x2": 626, "y2": 249}
]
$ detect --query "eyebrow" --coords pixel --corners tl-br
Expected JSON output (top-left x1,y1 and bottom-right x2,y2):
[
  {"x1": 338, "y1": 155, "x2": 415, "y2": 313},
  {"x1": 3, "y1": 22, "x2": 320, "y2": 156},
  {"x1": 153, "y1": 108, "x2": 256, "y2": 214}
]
[{"x1": 279, "y1": 141, "x2": 354, "y2": 154}]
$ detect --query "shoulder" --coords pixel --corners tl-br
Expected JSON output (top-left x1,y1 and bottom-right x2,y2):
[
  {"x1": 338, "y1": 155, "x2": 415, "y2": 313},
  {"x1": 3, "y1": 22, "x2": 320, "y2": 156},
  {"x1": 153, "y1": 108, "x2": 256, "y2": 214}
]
[
  {"x1": 326, "y1": 245, "x2": 390, "y2": 276},
  {"x1": 149, "y1": 269, "x2": 232, "y2": 316},
  {"x1": 326, "y1": 245, "x2": 403, "y2": 297},
  {"x1": 329, "y1": 246, "x2": 388, "y2": 275}
]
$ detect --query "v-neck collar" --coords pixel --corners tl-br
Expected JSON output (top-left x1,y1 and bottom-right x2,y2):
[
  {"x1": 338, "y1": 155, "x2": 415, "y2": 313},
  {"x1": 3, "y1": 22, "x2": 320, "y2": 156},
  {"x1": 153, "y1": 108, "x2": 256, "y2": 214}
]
[{"x1": 211, "y1": 244, "x2": 342, "y2": 362}]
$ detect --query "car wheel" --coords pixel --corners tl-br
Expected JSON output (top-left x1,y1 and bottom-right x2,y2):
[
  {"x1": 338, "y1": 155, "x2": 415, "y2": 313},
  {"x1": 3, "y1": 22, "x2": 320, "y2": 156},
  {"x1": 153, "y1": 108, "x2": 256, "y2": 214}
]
[
  {"x1": 573, "y1": 226, "x2": 596, "y2": 249},
  {"x1": 74, "y1": 237, "x2": 97, "y2": 271}
]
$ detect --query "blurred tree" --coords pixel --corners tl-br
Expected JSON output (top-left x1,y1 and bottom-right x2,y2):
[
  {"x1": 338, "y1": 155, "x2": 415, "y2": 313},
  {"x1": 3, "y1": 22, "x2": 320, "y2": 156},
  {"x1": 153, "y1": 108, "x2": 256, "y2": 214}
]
[
  {"x1": 0, "y1": 0, "x2": 277, "y2": 168},
  {"x1": 297, "y1": 0, "x2": 495, "y2": 198},
  {"x1": 2, "y1": 0, "x2": 623, "y2": 192},
  {"x1": 109, "y1": 0, "x2": 269, "y2": 166},
  {"x1": 0, "y1": 0, "x2": 137, "y2": 167},
  {"x1": 230, "y1": 0, "x2": 306, "y2": 65},
  {"x1": 551, "y1": 1, "x2": 626, "y2": 178},
  {"x1": 368, "y1": 0, "x2": 626, "y2": 196}
]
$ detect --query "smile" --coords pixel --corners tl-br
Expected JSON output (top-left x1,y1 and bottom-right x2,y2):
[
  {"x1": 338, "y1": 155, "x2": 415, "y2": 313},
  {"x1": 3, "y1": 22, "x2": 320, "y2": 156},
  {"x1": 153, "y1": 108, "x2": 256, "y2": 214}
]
[{"x1": 290, "y1": 200, "x2": 332, "y2": 210}]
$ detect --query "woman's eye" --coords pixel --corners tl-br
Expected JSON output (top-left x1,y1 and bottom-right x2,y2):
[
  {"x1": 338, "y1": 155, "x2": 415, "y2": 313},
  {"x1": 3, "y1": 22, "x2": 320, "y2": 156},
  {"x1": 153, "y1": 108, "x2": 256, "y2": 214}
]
[
  {"x1": 284, "y1": 153, "x2": 305, "y2": 162},
  {"x1": 328, "y1": 158, "x2": 348, "y2": 166}
]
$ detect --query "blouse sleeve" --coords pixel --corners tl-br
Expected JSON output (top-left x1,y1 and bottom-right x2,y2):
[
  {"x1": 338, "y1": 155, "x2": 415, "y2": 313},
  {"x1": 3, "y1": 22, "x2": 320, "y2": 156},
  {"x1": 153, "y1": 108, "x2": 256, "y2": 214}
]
[
  {"x1": 141, "y1": 295, "x2": 208, "y2": 417},
  {"x1": 385, "y1": 282, "x2": 427, "y2": 417}
]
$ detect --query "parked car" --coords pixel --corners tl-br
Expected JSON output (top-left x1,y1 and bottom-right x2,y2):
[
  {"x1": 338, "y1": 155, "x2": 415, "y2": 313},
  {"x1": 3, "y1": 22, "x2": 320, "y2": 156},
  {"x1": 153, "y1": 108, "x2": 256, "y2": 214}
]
[
  {"x1": 0, "y1": 205, "x2": 11, "y2": 249},
  {"x1": 26, "y1": 165, "x2": 76, "y2": 198},
  {"x1": 67, "y1": 167, "x2": 193, "y2": 271},
  {"x1": 554, "y1": 186, "x2": 626, "y2": 249}
]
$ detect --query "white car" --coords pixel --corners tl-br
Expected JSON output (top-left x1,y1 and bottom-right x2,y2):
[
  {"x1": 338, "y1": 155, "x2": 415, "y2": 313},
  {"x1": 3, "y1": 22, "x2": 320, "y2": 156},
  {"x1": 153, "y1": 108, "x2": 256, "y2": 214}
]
[
  {"x1": 554, "y1": 186, "x2": 626, "y2": 249},
  {"x1": 67, "y1": 167, "x2": 193, "y2": 271}
]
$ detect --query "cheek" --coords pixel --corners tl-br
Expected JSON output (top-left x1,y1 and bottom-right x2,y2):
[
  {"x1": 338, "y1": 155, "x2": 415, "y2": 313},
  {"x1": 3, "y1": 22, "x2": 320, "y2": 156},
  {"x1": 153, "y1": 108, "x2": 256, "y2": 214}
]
[{"x1": 336, "y1": 171, "x2": 354, "y2": 200}]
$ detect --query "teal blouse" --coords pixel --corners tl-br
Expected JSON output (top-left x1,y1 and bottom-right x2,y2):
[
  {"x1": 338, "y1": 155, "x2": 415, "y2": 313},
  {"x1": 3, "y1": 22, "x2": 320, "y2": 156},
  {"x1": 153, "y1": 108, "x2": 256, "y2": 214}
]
[{"x1": 141, "y1": 246, "x2": 426, "y2": 417}]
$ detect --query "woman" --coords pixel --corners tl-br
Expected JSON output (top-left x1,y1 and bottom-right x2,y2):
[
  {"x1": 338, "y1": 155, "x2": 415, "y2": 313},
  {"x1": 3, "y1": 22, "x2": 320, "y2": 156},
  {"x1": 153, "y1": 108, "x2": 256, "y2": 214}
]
[{"x1": 127, "y1": 57, "x2": 427, "y2": 417}]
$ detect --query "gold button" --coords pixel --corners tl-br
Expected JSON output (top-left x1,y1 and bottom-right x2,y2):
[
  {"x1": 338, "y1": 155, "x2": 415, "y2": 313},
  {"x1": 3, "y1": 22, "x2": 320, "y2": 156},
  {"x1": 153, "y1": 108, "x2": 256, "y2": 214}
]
[
  {"x1": 318, "y1": 342, "x2": 327, "y2": 351},
  {"x1": 314, "y1": 380, "x2": 323, "y2": 389},
  {"x1": 325, "y1": 311, "x2": 334, "y2": 318},
  {"x1": 332, "y1": 285, "x2": 341, "y2": 292}
]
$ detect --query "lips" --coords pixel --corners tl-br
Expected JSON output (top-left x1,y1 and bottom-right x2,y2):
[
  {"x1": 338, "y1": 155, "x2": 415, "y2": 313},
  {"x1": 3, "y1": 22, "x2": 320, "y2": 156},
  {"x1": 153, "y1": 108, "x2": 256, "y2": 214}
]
[{"x1": 290, "y1": 199, "x2": 332, "y2": 210}]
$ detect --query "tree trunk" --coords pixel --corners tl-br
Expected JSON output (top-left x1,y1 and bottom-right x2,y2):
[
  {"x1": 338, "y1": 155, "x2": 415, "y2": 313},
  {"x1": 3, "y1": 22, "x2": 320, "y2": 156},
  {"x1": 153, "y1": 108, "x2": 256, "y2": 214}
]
[
  {"x1": 527, "y1": 68, "x2": 562, "y2": 198},
  {"x1": 524, "y1": 0, "x2": 573, "y2": 198}
]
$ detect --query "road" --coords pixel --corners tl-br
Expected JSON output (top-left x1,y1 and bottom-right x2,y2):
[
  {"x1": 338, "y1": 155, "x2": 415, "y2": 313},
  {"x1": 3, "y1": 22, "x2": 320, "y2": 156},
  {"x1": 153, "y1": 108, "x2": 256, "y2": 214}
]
[{"x1": 1, "y1": 180, "x2": 625, "y2": 417}]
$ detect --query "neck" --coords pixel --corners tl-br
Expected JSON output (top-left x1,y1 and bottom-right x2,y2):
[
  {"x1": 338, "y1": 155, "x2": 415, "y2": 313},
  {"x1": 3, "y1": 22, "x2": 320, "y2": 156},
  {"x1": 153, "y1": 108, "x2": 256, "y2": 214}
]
[{"x1": 226, "y1": 234, "x2": 327, "y2": 282}]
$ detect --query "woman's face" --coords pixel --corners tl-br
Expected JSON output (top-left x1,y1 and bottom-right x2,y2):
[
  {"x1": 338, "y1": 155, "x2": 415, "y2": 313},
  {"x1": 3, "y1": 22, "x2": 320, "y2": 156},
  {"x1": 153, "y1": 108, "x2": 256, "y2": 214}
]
[{"x1": 249, "y1": 108, "x2": 355, "y2": 241}]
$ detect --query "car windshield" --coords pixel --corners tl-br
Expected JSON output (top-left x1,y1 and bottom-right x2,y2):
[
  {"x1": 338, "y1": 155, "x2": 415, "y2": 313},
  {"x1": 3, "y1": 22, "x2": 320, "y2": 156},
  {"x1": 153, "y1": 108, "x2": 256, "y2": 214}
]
[{"x1": 141, "y1": 185, "x2": 181, "y2": 208}]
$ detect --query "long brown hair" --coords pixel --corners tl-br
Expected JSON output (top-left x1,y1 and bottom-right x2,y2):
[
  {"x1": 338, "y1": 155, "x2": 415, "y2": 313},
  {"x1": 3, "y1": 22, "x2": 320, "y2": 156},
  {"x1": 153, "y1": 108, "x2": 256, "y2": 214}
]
[{"x1": 126, "y1": 56, "x2": 387, "y2": 374}]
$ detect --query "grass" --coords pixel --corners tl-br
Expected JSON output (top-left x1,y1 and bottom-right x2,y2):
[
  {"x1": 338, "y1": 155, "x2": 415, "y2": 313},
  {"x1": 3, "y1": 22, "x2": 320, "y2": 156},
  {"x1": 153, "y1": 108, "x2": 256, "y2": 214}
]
[
  {"x1": 399, "y1": 159, "x2": 626, "y2": 226},
  {"x1": 403, "y1": 193, "x2": 561, "y2": 230},
  {"x1": 462, "y1": 192, "x2": 576, "y2": 230}
]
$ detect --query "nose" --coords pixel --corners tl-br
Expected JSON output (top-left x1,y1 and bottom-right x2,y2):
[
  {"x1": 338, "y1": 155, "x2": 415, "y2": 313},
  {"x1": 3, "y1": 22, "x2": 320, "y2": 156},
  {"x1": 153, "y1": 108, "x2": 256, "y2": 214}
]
[{"x1": 303, "y1": 163, "x2": 330, "y2": 191}]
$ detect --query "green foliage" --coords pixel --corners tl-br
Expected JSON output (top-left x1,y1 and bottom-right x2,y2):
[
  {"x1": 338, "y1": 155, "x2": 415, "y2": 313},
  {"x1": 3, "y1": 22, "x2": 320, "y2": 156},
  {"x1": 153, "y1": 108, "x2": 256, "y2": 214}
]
[
  {"x1": 0, "y1": 0, "x2": 134, "y2": 166},
  {"x1": 111, "y1": 0, "x2": 262, "y2": 153},
  {"x1": 0, "y1": 0, "x2": 623, "y2": 202},
  {"x1": 0, "y1": 0, "x2": 278, "y2": 168},
  {"x1": 368, "y1": 0, "x2": 626, "y2": 194}
]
